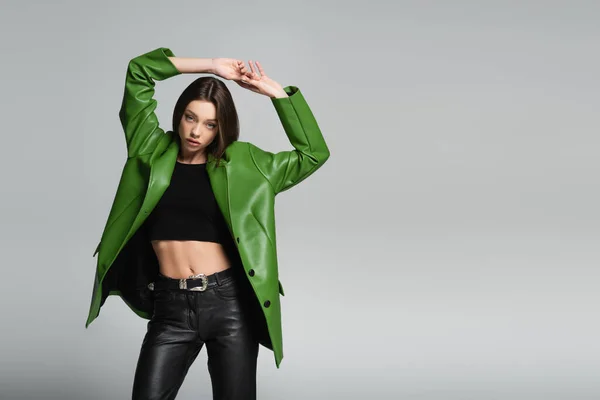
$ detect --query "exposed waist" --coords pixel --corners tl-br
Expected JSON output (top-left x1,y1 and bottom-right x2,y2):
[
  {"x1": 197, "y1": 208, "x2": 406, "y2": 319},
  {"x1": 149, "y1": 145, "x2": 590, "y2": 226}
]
[{"x1": 151, "y1": 239, "x2": 240, "y2": 277}]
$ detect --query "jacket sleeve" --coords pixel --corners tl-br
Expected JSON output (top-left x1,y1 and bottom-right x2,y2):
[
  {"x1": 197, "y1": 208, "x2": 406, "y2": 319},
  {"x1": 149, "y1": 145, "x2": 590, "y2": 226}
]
[
  {"x1": 119, "y1": 47, "x2": 181, "y2": 158},
  {"x1": 248, "y1": 86, "x2": 330, "y2": 194}
]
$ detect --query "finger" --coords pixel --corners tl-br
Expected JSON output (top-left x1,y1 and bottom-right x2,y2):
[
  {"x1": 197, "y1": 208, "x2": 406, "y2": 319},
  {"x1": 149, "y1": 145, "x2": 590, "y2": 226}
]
[
  {"x1": 255, "y1": 61, "x2": 267, "y2": 77},
  {"x1": 240, "y1": 68, "x2": 249, "y2": 81},
  {"x1": 252, "y1": 60, "x2": 262, "y2": 78},
  {"x1": 248, "y1": 60, "x2": 258, "y2": 76},
  {"x1": 240, "y1": 74, "x2": 253, "y2": 84},
  {"x1": 236, "y1": 63, "x2": 246, "y2": 77},
  {"x1": 240, "y1": 66, "x2": 253, "y2": 80}
]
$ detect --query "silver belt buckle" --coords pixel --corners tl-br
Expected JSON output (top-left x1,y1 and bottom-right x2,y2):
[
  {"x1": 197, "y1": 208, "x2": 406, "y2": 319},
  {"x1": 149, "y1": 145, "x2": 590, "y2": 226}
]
[{"x1": 180, "y1": 273, "x2": 208, "y2": 291}]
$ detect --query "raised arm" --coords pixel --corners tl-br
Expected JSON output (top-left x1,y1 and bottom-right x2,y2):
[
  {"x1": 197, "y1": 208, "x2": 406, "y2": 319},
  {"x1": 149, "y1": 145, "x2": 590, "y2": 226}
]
[
  {"x1": 119, "y1": 47, "x2": 182, "y2": 157},
  {"x1": 248, "y1": 85, "x2": 330, "y2": 194},
  {"x1": 234, "y1": 61, "x2": 330, "y2": 193}
]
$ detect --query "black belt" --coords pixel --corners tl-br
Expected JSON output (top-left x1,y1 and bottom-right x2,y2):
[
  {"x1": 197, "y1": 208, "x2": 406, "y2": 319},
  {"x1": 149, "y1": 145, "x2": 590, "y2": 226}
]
[{"x1": 148, "y1": 268, "x2": 235, "y2": 292}]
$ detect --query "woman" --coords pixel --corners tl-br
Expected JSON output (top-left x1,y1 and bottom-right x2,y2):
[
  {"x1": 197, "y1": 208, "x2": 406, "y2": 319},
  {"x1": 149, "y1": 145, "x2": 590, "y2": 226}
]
[{"x1": 84, "y1": 47, "x2": 330, "y2": 400}]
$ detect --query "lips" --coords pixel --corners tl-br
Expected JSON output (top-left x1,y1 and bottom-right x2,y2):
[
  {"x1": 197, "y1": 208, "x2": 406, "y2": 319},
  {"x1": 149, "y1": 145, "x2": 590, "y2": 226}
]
[{"x1": 187, "y1": 138, "x2": 200, "y2": 145}]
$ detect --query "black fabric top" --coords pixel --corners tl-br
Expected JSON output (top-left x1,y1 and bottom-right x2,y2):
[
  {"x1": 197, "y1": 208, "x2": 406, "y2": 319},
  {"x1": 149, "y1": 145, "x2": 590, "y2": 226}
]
[{"x1": 144, "y1": 161, "x2": 232, "y2": 244}]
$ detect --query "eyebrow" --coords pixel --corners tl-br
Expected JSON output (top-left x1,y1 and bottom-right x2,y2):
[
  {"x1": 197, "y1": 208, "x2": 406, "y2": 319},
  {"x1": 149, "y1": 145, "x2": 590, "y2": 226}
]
[{"x1": 184, "y1": 109, "x2": 217, "y2": 122}]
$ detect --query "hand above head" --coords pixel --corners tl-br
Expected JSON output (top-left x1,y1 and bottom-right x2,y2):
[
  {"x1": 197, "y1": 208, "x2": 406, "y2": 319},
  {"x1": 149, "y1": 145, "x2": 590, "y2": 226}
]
[
  {"x1": 212, "y1": 58, "x2": 251, "y2": 82},
  {"x1": 236, "y1": 60, "x2": 287, "y2": 98}
]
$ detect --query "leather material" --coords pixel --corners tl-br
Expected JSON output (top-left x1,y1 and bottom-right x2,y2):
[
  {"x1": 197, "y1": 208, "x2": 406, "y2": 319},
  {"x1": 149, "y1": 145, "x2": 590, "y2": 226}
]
[
  {"x1": 84, "y1": 47, "x2": 330, "y2": 368},
  {"x1": 151, "y1": 268, "x2": 234, "y2": 291},
  {"x1": 132, "y1": 273, "x2": 259, "y2": 400}
]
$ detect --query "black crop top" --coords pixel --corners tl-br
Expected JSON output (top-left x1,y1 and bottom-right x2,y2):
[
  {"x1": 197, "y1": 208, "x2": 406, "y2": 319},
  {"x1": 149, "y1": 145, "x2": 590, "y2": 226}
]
[{"x1": 144, "y1": 161, "x2": 232, "y2": 244}]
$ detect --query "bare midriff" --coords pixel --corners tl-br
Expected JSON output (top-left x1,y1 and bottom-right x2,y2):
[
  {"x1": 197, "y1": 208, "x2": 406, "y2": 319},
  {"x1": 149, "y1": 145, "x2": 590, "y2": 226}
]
[{"x1": 151, "y1": 240, "x2": 232, "y2": 279}]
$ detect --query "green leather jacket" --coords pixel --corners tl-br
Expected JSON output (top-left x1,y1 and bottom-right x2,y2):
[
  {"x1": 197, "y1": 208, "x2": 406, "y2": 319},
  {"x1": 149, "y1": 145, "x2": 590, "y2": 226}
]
[{"x1": 84, "y1": 47, "x2": 330, "y2": 368}]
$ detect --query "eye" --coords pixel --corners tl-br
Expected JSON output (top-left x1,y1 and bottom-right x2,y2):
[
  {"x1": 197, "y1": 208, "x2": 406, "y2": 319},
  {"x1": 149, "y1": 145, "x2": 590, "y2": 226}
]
[
  {"x1": 185, "y1": 115, "x2": 194, "y2": 121},
  {"x1": 207, "y1": 123, "x2": 216, "y2": 129}
]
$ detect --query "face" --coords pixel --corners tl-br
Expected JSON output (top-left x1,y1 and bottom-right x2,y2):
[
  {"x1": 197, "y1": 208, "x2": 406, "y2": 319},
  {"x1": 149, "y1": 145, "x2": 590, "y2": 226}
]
[{"x1": 178, "y1": 100, "x2": 219, "y2": 154}]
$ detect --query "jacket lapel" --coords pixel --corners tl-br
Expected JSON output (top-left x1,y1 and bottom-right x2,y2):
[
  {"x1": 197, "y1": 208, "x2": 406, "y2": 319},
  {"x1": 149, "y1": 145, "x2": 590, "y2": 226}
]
[
  {"x1": 206, "y1": 152, "x2": 232, "y2": 229},
  {"x1": 122, "y1": 139, "x2": 178, "y2": 248}
]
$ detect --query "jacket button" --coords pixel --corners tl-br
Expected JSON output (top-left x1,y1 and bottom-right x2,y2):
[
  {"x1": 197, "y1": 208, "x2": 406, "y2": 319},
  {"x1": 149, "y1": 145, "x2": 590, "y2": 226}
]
[
  {"x1": 264, "y1": 300, "x2": 271, "y2": 308},
  {"x1": 236, "y1": 237, "x2": 240, "y2": 243},
  {"x1": 249, "y1": 269, "x2": 255, "y2": 277}
]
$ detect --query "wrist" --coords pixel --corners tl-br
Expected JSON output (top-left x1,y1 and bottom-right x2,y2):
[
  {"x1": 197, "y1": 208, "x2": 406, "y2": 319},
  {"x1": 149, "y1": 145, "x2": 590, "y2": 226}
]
[
  {"x1": 271, "y1": 88, "x2": 288, "y2": 99},
  {"x1": 210, "y1": 58, "x2": 216, "y2": 75}
]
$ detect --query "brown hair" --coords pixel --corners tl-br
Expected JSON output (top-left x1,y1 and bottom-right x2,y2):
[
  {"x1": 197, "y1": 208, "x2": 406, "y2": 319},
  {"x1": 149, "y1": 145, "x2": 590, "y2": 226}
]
[{"x1": 172, "y1": 76, "x2": 239, "y2": 167}]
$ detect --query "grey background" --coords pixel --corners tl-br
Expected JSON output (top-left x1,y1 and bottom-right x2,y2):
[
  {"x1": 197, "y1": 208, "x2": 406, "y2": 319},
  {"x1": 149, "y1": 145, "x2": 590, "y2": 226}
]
[{"x1": 0, "y1": 0, "x2": 598, "y2": 399}]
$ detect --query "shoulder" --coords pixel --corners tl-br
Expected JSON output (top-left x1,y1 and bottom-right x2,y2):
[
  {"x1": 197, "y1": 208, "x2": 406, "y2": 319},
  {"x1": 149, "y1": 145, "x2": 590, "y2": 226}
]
[
  {"x1": 229, "y1": 140, "x2": 250, "y2": 149},
  {"x1": 227, "y1": 140, "x2": 265, "y2": 155},
  {"x1": 236, "y1": 140, "x2": 267, "y2": 153},
  {"x1": 225, "y1": 140, "x2": 250, "y2": 156},
  {"x1": 227, "y1": 140, "x2": 270, "y2": 168},
  {"x1": 236, "y1": 141, "x2": 273, "y2": 161}
]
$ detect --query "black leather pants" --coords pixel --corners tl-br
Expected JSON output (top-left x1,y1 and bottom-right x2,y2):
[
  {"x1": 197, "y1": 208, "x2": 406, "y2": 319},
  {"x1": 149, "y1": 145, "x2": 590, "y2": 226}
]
[{"x1": 131, "y1": 270, "x2": 259, "y2": 400}]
